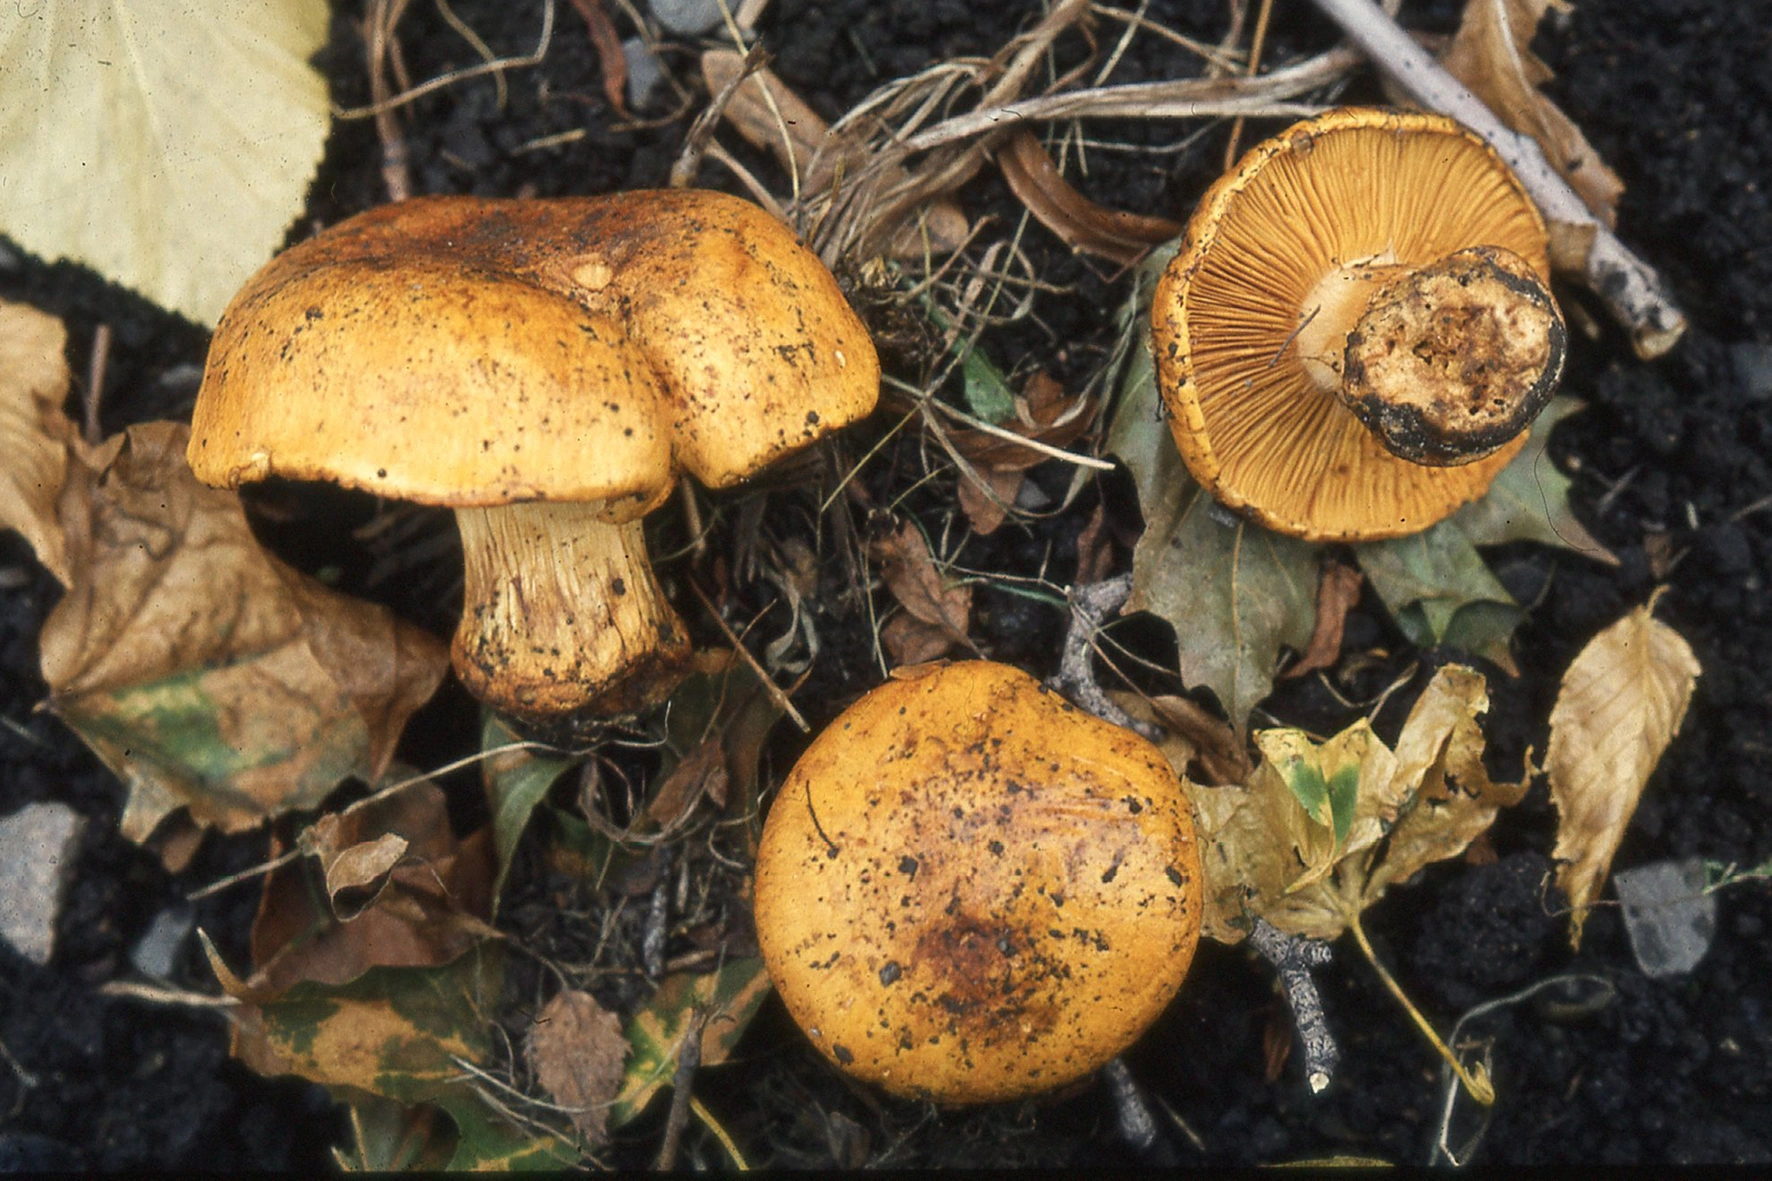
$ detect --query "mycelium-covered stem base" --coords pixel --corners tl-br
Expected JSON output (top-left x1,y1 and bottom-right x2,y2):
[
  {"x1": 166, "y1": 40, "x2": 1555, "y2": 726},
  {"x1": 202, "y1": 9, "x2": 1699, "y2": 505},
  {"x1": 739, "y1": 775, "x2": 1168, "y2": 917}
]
[
  {"x1": 452, "y1": 502, "x2": 691, "y2": 721},
  {"x1": 1296, "y1": 245, "x2": 1564, "y2": 467}
]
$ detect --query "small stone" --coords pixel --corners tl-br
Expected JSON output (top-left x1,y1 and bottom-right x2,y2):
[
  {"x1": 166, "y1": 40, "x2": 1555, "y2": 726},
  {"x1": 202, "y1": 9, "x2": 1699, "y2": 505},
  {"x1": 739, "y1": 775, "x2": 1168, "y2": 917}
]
[
  {"x1": 130, "y1": 905, "x2": 194, "y2": 979},
  {"x1": 0, "y1": 802, "x2": 85, "y2": 965},
  {"x1": 622, "y1": 37, "x2": 664, "y2": 110},
  {"x1": 648, "y1": 0, "x2": 725, "y2": 36},
  {"x1": 1614, "y1": 858, "x2": 1717, "y2": 978}
]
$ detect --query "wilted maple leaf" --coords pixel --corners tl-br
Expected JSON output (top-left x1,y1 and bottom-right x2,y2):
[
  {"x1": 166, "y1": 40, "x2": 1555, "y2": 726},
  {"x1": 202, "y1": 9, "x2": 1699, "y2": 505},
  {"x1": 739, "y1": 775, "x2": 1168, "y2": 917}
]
[
  {"x1": 37, "y1": 422, "x2": 450, "y2": 843},
  {"x1": 1441, "y1": 0, "x2": 1624, "y2": 229},
  {"x1": 1357, "y1": 518, "x2": 1523, "y2": 672},
  {"x1": 0, "y1": 299, "x2": 78, "y2": 585},
  {"x1": 1450, "y1": 397, "x2": 1615, "y2": 563},
  {"x1": 1547, "y1": 598, "x2": 1700, "y2": 947},
  {"x1": 528, "y1": 989, "x2": 629, "y2": 1148},
  {"x1": 1184, "y1": 665, "x2": 1524, "y2": 943},
  {"x1": 0, "y1": 0, "x2": 331, "y2": 324}
]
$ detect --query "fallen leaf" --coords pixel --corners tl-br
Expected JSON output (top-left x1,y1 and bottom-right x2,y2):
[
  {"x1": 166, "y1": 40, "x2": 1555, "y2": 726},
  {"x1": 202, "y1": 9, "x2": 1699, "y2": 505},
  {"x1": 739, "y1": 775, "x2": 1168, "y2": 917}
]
[
  {"x1": 1451, "y1": 397, "x2": 1616, "y2": 564},
  {"x1": 639, "y1": 736, "x2": 729, "y2": 837},
  {"x1": 1185, "y1": 665, "x2": 1520, "y2": 943},
  {"x1": 1073, "y1": 501, "x2": 1114, "y2": 585},
  {"x1": 659, "y1": 649, "x2": 788, "y2": 844},
  {"x1": 1441, "y1": 0, "x2": 1624, "y2": 228},
  {"x1": 997, "y1": 130, "x2": 1183, "y2": 266},
  {"x1": 1357, "y1": 520, "x2": 1523, "y2": 672},
  {"x1": 948, "y1": 371, "x2": 1097, "y2": 472},
  {"x1": 1547, "y1": 599, "x2": 1700, "y2": 947},
  {"x1": 38, "y1": 422, "x2": 450, "y2": 843},
  {"x1": 1284, "y1": 562, "x2": 1366, "y2": 680},
  {"x1": 955, "y1": 466, "x2": 1025, "y2": 536},
  {"x1": 1105, "y1": 252, "x2": 1318, "y2": 736},
  {"x1": 1137, "y1": 692, "x2": 1251, "y2": 787},
  {"x1": 482, "y1": 712, "x2": 579, "y2": 913},
  {"x1": 528, "y1": 989, "x2": 628, "y2": 1147},
  {"x1": 0, "y1": 299, "x2": 77, "y2": 585},
  {"x1": 880, "y1": 611, "x2": 959, "y2": 666},
  {"x1": 0, "y1": 0, "x2": 331, "y2": 324},
  {"x1": 609, "y1": 958, "x2": 773, "y2": 1127},
  {"x1": 566, "y1": 0, "x2": 628, "y2": 116},
  {"x1": 700, "y1": 49, "x2": 969, "y2": 257},
  {"x1": 869, "y1": 520, "x2": 972, "y2": 656},
  {"x1": 249, "y1": 779, "x2": 496, "y2": 993}
]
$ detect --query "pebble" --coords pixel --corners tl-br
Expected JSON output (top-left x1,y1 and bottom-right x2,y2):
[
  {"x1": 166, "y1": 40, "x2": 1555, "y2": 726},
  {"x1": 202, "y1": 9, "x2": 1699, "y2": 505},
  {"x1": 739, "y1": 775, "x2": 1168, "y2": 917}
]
[
  {"x1": 649, "y1": 0, "x2": 726, "y2": 36},
  {"x1": 0, "y1": 801, "x2": 85, "y2": 965},
  {"x1": 1614, "y1": 857, "x2": 1717, "y2": 978},
  {"x1": 623, "y1": 37, "x2": 665, "y2": 110},
  {"x1": 130, "y1": 905, "x2": 194, "y2": 979}
]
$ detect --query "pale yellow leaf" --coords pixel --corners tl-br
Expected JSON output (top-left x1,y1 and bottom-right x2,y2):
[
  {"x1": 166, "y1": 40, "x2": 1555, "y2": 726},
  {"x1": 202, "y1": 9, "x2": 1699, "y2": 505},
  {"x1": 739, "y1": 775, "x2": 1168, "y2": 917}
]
[
  {"x1": 0, "y1": 299, "x2": 76, "y2": 583},
  {"x1": 1547, "y1": 600, "x2": 1701, "y2": 947},
  {"x1": 1441, "y1": 0, "x2": 1624, "y2": 227},
  {"x1": 0, "y1": 1, "x2": 331, "y2": 324}
]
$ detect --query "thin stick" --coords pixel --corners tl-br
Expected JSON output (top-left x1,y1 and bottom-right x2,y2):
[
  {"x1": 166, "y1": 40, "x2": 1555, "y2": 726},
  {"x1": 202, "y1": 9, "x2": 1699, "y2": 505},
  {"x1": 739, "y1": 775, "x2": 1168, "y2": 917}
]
[
  {"x1": 1305, "y1": 0, "x2": 1685, "y2": 359},
  {"x1": 82, "y1": 323, "x2": 110, "y2": 445},
  {"x1": 338, "y1": 0, "x2": 555, "y2": 120},
  {"x1": 687, "y1": 581, "x2": 810, "y2": 733},
  {"x1": 691, "y1": 1097, "x2": 750, "y2": 1170},
  {"x1": 1248, "y1": 918, "x2": 1339, "y2": 1094},
  {"x1": 1221, "y1": 0, "x2": 1276, "y2": 169},
  {"x1": 1349, "y1": 911, "x2": 1495, "y2": 1106},
  {"x1": 654, "y1": 1016, "x2": 703, "y2": 1170}
]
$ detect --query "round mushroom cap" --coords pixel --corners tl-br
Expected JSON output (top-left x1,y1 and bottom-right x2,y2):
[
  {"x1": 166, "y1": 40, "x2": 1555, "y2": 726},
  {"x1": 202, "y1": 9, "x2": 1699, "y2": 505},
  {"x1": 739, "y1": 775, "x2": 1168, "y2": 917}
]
[
  {"x1": 189, "y1": 191, "x2": 880, "y2": 512},
  {"x1": 1151, "y1": 108, "x2": 1554, "y2": 541},
  {"x1": 754, "y1": 661, "x2": 1203, "y2": 1105}
]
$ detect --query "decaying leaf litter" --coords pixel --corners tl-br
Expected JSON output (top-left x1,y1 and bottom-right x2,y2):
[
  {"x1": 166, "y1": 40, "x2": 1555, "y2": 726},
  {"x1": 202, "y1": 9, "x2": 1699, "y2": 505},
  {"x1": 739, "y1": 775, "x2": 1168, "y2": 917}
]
[{"x1": 1, "y1": 0, "x2": 1768, "y2": 1169}]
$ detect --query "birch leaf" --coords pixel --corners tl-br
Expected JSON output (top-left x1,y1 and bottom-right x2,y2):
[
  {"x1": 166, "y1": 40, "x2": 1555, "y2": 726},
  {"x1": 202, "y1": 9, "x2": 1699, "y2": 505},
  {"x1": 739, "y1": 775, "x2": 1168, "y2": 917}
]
[
  {"x1": 0, "y1": 0, "x2": 331, "y2": 324},
  {"x1": 1547, "y1": 599, "x2": 1701, "y2": 947}
]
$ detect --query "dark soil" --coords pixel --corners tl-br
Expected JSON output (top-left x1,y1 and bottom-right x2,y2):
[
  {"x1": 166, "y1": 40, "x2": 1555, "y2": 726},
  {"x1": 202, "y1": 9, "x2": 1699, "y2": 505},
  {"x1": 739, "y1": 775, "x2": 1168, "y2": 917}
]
[{"x1": 3, "y1": 0, "x2": 1770, "y2": 1169}]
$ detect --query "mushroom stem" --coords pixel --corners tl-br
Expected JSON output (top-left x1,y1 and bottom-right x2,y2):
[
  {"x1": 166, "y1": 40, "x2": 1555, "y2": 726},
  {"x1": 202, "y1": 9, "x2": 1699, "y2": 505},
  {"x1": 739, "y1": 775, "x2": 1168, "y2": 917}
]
[
  {"x1": 1294, "y1": 245, "x2": 1565, "y2": 466},
  {"x1": 452, "y1": 501, "x2": 691, "y2": 720}
]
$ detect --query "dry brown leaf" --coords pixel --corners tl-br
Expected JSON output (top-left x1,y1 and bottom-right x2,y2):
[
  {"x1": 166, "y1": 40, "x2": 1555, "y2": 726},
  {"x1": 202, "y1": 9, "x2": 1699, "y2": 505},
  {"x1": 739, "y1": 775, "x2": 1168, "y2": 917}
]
[
  {"x1": 948, "y1": 372, "x2": 1096, "y2": 472},
  {"x1": 527, "y1": 989, "x2": 629, "y2": 1148},
  {"x1": 38, "y1": 422, "x2": 451, "y2": 843},
  {"x1": 1547, "y1": 599, "x2": 1700, "y2": 947},
  {"x1": 955, "y1": 465, "x2": 1025, "y2": 536},
  {"x1": 639, "y1": 735, "x2": 729, "y2": 837},
  {"x1": 1073, "y1": 501, "x2": 1113, "y2": 586},
  {"x1": 566, "y1": 0, "x2": 628, "y2": 116},
  {"x1": 869, "y1": 520, "x2": 972, "y2": 651},
  {"x1": 700, "y1": 49, "x2": 968, "y2": 256},
  {"x1": 1146, "y1": 694, "x2": 1251, "y2": 787},
  {"x1": 880, "y1": 611, "x2": 959, "y2": 666},
  {"x1": 1282, "y1": 562, "x2": 1365, "y2": 681},
  {"x1": 1185, "y1": 665, "x2": 1517, "y2": 943},
  {"x1": 997, "y1": 130, "x2": 1184, "y2": 266},
  {"x1": 250, "y1": 779, "x2": 496, "y2": 993},
  {"x1": 0, "y1": 298, "x2": 77, "y2": 585},
  {"x1": 1441, "y1": 0, "x2": 1624, "y2": 227}
]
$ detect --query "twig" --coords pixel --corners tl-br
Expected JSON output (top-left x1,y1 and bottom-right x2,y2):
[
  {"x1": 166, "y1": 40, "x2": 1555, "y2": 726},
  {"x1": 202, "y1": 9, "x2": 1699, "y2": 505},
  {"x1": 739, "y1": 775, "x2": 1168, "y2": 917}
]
[
  {"x1": 655, "y1": 1014, "x2": 704, "y2": 1171},
  {"x1": 1049, "y1": 573, "x2": 1161, "y2": 740},
  {"x1": 366, "y1": 0, "x2": 415, "y2": 201},
  {"x1": 1248, "y1": 918, "x2": 1339, "y2": 1094},
  {"x1": 671, "y1": 41, "x2": 769, "y2": 189},
  {"x1": 642, "y1": 850, "x2": 672, "y2": 980},
  {"x1": 687, "y1": 580, "x2": 810, "y2": 733},
  {"x1": 1102, "y1": 1058, "x2": 1168, "y2": 1157},
  {"x1": 83, "y1": 323, "x2": 110, "y2": 445},
  {"x1": 1305, "y1": 0, "x2": 1685, "y2": 359}
]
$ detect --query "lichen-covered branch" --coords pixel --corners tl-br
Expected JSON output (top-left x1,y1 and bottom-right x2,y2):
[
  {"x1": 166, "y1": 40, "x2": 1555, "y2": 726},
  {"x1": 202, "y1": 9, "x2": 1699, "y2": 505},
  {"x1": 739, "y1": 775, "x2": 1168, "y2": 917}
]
[{"x1": 1249, "y1": 918, "x2": 1340, "y2": 1093}]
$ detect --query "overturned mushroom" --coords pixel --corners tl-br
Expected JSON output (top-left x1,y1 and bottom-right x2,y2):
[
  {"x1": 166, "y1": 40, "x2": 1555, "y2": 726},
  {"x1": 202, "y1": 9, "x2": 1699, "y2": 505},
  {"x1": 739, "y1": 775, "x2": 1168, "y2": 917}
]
[
  {"x1": 753, "y1": 661, "x2": 1202, "y2": 1104},
  {"x1": 189, "y1": 191, "x2": 879, "y2": 720},
  {"x1": 1152, "y1": 108, "x2": 1565, "y2": 541}
]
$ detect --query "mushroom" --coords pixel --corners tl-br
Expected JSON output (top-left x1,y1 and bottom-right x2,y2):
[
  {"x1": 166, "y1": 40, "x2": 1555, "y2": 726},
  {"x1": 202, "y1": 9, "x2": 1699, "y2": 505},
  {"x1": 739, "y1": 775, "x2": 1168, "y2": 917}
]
[
  {"x1": 188, "y1": 191, "x2": 879, "y2": 720},
  {"x1": 753, "y1": 661, "x2": 1202, "y2": 1105},
  {"x1": 1151, "y1": 108, "x2": 1566, "y2": 541}
]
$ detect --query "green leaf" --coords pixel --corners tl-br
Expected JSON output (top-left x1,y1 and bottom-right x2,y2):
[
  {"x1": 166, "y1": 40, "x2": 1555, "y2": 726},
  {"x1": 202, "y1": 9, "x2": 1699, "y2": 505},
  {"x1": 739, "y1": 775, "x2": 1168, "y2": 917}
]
[
  {"x1": 959, "y1": 343, "x2": 1016, "y2": 423},
  {"x1": 481, "y1": 713, "x2": 578, "y2": 914},
  {"x1": 437, "y1": 1095, "x2": 579, "y2": 1171},
  {"x1": 1357, "y1": 519, "x2": 1523, "y2": 668},
  {"x1": 1452, "y1": 397, "x2": 1616, "y2": 563},
  {"x1": 609, "y1": 958, "x2": 773, "y2": 1128},
  {"x1": 0, "y1": 0, "x2": 331, "y2": 324}
]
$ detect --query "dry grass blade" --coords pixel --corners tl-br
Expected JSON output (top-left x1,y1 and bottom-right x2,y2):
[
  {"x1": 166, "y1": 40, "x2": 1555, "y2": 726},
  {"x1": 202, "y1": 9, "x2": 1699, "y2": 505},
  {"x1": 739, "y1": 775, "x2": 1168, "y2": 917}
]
[
  {"x1": 996, "y1": 130, "x2": 1183, "y2": 266},
  {"x1": 567, "y1": 0, "x2": 629, "y2": 117},
  {"x1": 1283, "y1": 561, "x2": 1366, "y2": 680}
]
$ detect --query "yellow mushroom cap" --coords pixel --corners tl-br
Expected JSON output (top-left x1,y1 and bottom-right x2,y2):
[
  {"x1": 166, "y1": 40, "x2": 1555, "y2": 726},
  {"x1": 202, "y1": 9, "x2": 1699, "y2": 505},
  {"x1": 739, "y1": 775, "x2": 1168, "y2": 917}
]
[
  {"x1": 188, "y1": 190, "x2": 881, "y2": 513},
  {"x1": 754, "y1": 661, "x2": 1203, "y2": 1105},
  {"x1": 1151, "y1": 108, "x2": 1555, "y2": 541}
]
